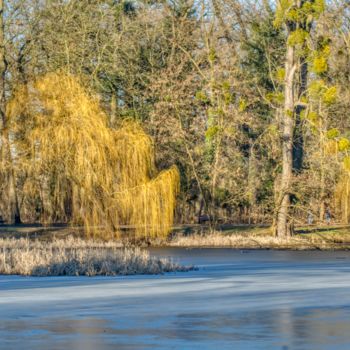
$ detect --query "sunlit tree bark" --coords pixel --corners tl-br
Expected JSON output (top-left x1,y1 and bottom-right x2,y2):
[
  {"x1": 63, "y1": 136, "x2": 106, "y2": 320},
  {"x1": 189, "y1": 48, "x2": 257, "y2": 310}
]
[{"x1": 0, "y1": 0, "x2": 21, "y2": 224}]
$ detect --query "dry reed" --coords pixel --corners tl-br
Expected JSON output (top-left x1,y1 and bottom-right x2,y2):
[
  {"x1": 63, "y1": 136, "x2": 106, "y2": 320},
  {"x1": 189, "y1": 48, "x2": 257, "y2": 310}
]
[
  {"x1": 168, "y1": 232, "x2": 338, "y2": 250},
  {"x1": 0, "y1": 237, "x2": 191, "y2": 276},
  {"x1": 335, "y1": 173, "x2": 350, "y2": 223}
]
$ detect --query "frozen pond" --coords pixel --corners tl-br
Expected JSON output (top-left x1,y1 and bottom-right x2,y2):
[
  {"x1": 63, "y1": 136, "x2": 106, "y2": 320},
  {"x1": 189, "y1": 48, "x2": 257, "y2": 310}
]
[{"x1": 1, "y1": 249, "x2": 350, "y2": 349}]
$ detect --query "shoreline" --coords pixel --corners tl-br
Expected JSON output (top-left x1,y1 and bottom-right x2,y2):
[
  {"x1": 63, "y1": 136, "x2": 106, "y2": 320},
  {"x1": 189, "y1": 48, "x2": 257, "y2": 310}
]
[{"x1": 2, "y1": 224, "x2": 350, "y2": 251}]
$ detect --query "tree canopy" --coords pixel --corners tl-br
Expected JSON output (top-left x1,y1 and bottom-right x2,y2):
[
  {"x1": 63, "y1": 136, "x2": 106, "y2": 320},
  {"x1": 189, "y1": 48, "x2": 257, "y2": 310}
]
[{"x1": 0, "y1": 0, "x2": 350, "y2": 237}]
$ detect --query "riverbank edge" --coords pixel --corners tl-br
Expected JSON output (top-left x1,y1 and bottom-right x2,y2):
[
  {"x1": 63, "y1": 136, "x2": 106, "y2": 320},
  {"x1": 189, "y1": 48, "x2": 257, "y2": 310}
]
[
  {"x1": 149, "y1": 232, "x2": 350, "y2": 251},
  {"x1": 2, "y1": 227, "x2": 350, "y2": 251}
]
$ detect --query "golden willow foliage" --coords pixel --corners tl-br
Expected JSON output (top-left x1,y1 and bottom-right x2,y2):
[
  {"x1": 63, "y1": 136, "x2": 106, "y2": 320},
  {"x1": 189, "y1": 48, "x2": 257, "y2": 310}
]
[
  {"x1": 7, "y1": 73, "x2": 179, "y2": 238},
  {"x1": 332, "y1": 142, "x2": 350, "y2": 223},
  {"x1": 335, "y1": 173, "x2": 350, "y2": 224}
]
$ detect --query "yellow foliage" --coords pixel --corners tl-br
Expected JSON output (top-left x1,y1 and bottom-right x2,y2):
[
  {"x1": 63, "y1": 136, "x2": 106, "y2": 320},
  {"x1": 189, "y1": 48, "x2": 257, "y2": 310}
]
[
  {"x1": 324, "y1": 140, "x2": 338, "y2": 155},
  {"x1": 266, "y1": 92, "x2": 284, "y2": 105},
  {"x1": 312, "y1": 56, "x2": 328, "y2": 74},
  {"x1": 205, "y1": 126, "x2": 219, "y2": 140},
  {"x1": 326, "y1": 128, "x2": 339, "y2": 139},
  {"x1": 288, "y1": 29, "x2": 308, "y2": 47},
  {"x1": 308, "y1": 79, "x2": 326, "y2": 97},
  {"x1": 7, "y1": 73, "x2": 180, "y2": 238},
  {"x1": 274, "y1": 0, "x2": 325, "y2": 28},
  {"x1": 322, "y1": 45, "x2": 331, "y2": 57},
  {"x1": 335, "y1": 173, "x2": 350, "y2": 224},
  {"x1": 308, "y1": 80, "x2": 337, "y2": 107},
  {"x1": 274, "y1": 0, "x2": 293, "y2": 28},
  {"x1": 275, "y1": 68, "x2": 285, "y2": 83},
  {"x1": 311, "y1": 0, "x2": 326, "y2": 15},
  {"x1": 323, "y1": 86, "x2": 337, "y2": 105},
  {"x1": 344, "y1": 157, "x2": 350, "y2": 172},
  {"x1": 238, "y1": 98, "x2": 247, "y2": 112},
  {"x1": 338, "y1": 138, "x2": 350, "y2": 152},
  {"x1": 208, "y1": 48, "x2": 216, "y2": 63},
  {"x1": 307, "y1": 111, "x2": 319, "y2": 123}
]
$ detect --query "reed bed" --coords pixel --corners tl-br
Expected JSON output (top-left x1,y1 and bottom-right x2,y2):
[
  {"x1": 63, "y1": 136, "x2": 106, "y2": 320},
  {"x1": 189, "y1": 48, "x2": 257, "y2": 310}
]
[
  {"x1": 167, "y1": 232, "x2": 348, "y2": 250},
  {"x1": 0, "y1": 237, "x2": 191, "y2": 276}
]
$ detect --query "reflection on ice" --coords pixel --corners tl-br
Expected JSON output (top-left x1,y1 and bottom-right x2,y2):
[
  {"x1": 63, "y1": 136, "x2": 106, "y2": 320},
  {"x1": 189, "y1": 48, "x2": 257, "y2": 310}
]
[{"x1": 1, "y1": 249, "x2": 350, "y2": 350}]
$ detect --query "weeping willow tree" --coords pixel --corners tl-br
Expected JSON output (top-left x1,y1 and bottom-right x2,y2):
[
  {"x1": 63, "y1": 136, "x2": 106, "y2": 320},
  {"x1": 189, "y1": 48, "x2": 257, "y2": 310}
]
[
  {"x1": 7, "y1": 73, "x2": 179, "y2": 238},
  {"x1": 335, "y1": 155, "x2": 350, "y2": 224},
  {"x1": 335, "y1": 175, "x2": 350, "y2": 223}
]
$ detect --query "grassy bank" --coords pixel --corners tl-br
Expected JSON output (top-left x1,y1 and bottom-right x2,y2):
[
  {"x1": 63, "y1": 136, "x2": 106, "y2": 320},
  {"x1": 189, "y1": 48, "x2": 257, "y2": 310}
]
[
  {"x1": 1, "y1": 224, "x2": 350, "y2": 251},
  {"x1": 166, "y1": 226, "x2": 350, "y2": 250},
  {"x1": 0, "y1": 237, "x2": 192, "y2": 276}
]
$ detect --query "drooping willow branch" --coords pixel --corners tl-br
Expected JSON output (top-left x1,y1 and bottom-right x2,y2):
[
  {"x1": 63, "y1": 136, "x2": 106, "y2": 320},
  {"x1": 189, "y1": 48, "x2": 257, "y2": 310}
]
[{"x1": 7, "y1": 72, "x2": 179, "y2": 238}]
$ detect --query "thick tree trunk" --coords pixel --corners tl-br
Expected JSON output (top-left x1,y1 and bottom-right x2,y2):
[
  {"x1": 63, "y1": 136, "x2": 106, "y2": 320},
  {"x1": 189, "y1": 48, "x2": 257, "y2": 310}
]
[
  {"x1": 247, "y1": 146, "x2": 257, "y2": 224},
  {"x1": 40, "y1": 175, "x2": 53, "y2": 224},
  {"x1": 293, "y1": 57, "x2": 307, "y2": 171},
  {"x1": 319, "y1": 140, "x2": 326, "y2": 223},
  {"x1": 110, "y1": 94, "x2": 117, "y2": 128},
  {"x1": 0, "y1": 0, "x2": 21, "y2": 224},
  {"x1": 197, "y1": 196, "x2": 205, "y2": 224},
  {"x1": 344, "y1": 179, "x2": 350, "y2": 224},
  {"x1": 275, "y1": 0, "x2": 311, "y2": 237},
  {"x1": 276, "y1": 44, "x2": 296, "y2": 238}
]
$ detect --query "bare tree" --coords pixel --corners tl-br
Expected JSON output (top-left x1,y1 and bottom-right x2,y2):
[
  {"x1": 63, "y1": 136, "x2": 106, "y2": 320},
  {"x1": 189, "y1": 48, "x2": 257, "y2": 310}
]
[{"x1": 0, "y1": 0, "x2": 21, "y2": 223}]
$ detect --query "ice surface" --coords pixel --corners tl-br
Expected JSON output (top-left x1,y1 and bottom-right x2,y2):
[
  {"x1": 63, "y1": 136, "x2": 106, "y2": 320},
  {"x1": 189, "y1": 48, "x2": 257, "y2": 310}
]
[{"x1": 1, "y1": 249, "x2": 350, "y2": 349}]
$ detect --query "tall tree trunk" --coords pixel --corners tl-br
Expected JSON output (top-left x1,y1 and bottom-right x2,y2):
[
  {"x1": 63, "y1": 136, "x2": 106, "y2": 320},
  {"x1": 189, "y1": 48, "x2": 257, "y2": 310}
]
[
  {"x1": 247, "y1": 146, "x2": 257, "y2": 224},
  {"x1": 276, "y1": 43, "x2": 296, "y2": 237},
  {"x1": 110, "y1": 94, "x2": 117, "y2": 128},
  {"x1": 319, "y1": 132, "x2": 326, "y2": 223},
  {"x1": 293, "y1": 56, "x2": 307, "y2": 171},
  {"x1": 345, "y1": 179, "x2": 350, "y2": 224},
  {"x1": 275, "y1": 0, "x2": 312, "y2": 237},
  {"x1": 0, "y1": 0, "x2": 21, "y2": 224}
]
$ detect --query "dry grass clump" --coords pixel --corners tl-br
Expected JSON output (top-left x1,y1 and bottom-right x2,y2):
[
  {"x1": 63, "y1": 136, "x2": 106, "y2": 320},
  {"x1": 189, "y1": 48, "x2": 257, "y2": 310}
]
[
  {"x1": 0, "y1": 237, "x2": 191, "y2": 276},
  {"x1": 7, "y1": 73, "x2": 179, "y2": 239},
  {"x1": 304, "y1": 230, "x2": 350, "y2": 244}
]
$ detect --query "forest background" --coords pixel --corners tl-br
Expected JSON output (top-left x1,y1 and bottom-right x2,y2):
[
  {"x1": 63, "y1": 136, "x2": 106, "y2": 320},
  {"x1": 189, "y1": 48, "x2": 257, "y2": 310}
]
[{"x1": 0, "y1": 0, "x2": 350, "y2": 239}]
